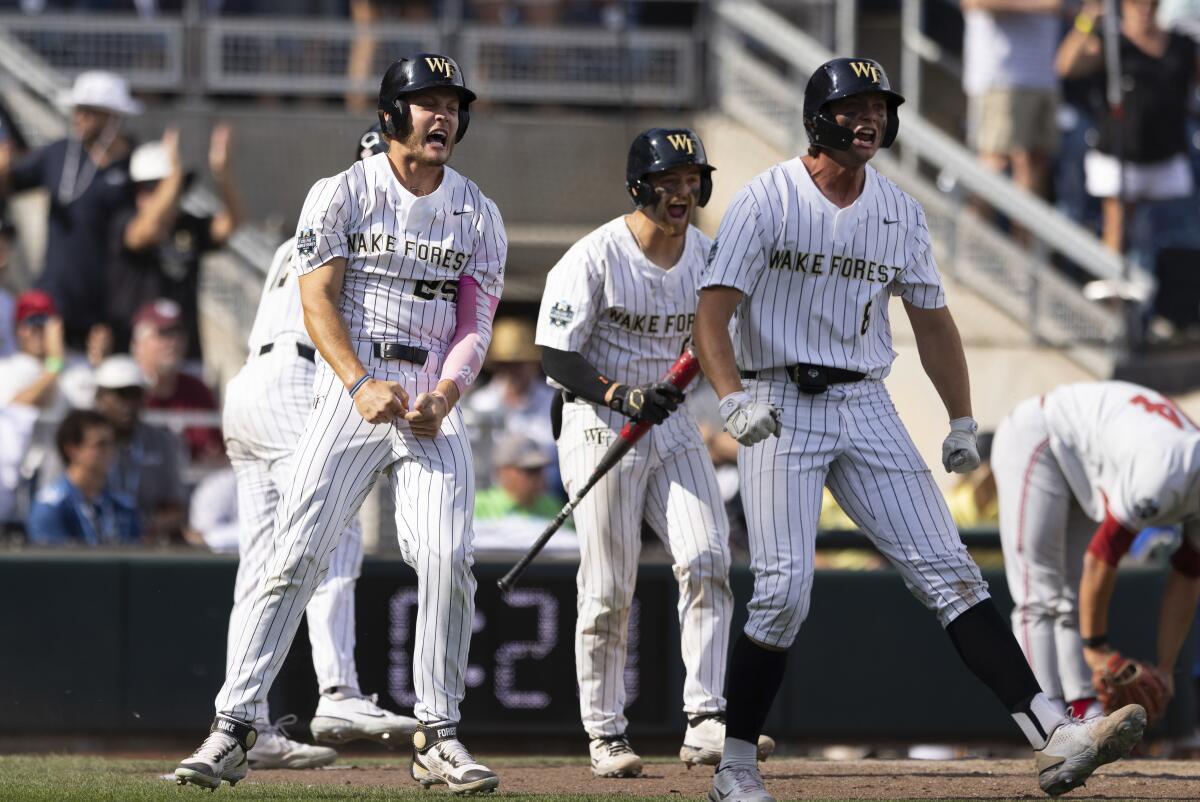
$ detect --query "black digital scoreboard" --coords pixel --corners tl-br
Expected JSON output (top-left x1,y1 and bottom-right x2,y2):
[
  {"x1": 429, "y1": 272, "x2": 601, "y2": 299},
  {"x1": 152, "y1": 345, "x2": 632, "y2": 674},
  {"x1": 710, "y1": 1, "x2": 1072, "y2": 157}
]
[{"x1": 272, "y1": 559, "x2": 690, "y2": 737}]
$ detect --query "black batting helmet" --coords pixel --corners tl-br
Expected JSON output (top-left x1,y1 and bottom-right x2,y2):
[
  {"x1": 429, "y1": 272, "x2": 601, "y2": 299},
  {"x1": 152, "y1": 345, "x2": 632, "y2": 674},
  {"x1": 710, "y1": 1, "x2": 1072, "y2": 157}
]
[
  {"x1": 355, "y1": 122, "x2": 387, "y2": 162},
  {"x1": 625, "y1": 127, "x2": 716, "y2": 208},
  {"x1": 803, "y1": 57, "x2": 905, "y2": 151},
  {"x1": 378, "y1": 53, "x2": 476, "y2": 143}
]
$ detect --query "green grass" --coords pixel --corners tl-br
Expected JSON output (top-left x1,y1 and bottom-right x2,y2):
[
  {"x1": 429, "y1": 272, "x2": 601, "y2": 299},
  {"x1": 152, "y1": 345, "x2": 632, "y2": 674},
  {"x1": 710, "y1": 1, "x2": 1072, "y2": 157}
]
[{"x1": 0, "y1": 755, "x2": 1117, "y2": 802}]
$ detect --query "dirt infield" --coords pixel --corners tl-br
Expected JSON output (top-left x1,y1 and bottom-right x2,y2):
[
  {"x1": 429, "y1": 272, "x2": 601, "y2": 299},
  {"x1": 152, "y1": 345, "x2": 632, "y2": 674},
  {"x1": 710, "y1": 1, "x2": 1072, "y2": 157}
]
[{"x1": 245, "y1": 757, "x2": 1200, "y2": 799}]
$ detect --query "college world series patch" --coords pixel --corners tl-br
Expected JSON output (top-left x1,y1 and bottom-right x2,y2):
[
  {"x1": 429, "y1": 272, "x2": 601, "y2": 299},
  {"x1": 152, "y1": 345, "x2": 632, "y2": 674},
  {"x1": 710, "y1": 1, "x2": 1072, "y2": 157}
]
[
  {"x1": 548, "y1": 301, "x2": 574, "y2": 328},
  {"x1": 296, "y1": 228, "x2": 317, "y2": 257}
]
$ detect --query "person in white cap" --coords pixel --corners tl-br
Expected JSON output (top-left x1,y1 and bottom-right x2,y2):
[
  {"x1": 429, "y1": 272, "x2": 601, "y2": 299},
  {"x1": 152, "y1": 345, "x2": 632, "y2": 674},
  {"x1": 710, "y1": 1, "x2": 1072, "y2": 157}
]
[
  {"x1": 91, "y1": 354, "x2": 188, "y2": 544},
  {"x1": 0, "y1": 71, "x2": 140, "y2": 348},
  {"x1": 108, "y1": 124, "x2": 243, "y2": 360}
]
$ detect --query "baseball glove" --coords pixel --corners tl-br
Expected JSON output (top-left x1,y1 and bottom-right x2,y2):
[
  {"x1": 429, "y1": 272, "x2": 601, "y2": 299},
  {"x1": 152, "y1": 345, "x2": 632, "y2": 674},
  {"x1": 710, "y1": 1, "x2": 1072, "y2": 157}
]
[{"x1": 1091, "y1": 652, "x2": 1172, "y2": 724}]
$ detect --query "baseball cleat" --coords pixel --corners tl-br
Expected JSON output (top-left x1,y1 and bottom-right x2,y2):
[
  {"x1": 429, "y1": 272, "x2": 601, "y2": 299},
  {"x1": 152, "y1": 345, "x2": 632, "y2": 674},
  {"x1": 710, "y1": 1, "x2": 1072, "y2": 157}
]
[
  {"x1": 589, "y1": 734, "x2": 643, "y2": 778},
  {"x1": 410, "y1": 720, "x2": 499, "y2": 795},
  {"x1": 680, "y1": 713, "x2": 776, "y2": 767},
  {"x1": 708, "y1": 764, "x2": 776, "y2": 802},
  {"x1": 174, "y1": 714, "x2": 256, "y2": 791},
  {"x1": 1035, "y1": 703, "x2": 1146, "y2": 796},
  {"x1": 310, "y1": 691, "x2": 419, "y2": 745},
  {"x1": 247, "y1": 714, "x2": 338, "y2": 769}
]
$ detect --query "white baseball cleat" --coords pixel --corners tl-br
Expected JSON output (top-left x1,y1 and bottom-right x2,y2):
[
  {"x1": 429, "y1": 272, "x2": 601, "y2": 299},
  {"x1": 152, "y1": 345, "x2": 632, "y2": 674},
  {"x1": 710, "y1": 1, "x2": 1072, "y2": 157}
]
[
  {"x1": 247, "y1": 714, "x2": 338, "y2": 769},
  {"x1": 1035, "y1": 703, "x2": 1146, "y2": 797},
  {"x1": 589, "y1": 734, "x2": 643, "y2": 778},
  {"x1": 410, "y1": 721, "x2": 499, "y2": 795},
  {"x1": 708, "y1": 764, "x2": 776, "y2": 802},
  {"x1": 309, "y1": 691, "x2": 419, "y2": 746},
  {"x1": 679, "y1": 713, "x2": 776, "y2": 767},
  {"x1": 174, "y1": 714, "x2": 256, "y2": 790}
]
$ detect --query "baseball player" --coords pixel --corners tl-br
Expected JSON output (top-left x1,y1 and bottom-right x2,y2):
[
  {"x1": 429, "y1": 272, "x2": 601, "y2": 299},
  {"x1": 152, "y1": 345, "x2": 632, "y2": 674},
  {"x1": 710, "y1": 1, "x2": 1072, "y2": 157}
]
[
  {"x1": 993, "y1": 380, "x2": 1200, "y2": 719},
  {"x1": 535, "y1": 128, "x2": 774, "y2": 777},
  {"x1": 176, "y1": 53, "x2": 505, "y2": 794},
  {"x1": 219, "y1": 124, "x2": 419, "y2": 771},
  {"x1": 693, "y1": 57, "x2": 1145, "y2": 802}
]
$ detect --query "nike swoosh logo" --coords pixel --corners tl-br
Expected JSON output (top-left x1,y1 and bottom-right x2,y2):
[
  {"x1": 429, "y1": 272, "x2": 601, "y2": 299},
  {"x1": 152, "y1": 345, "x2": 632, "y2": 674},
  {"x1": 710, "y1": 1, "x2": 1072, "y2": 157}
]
[
  {"x1": 452, "y1": 210, "x2": 470, "y2": 216},
  {"x1": 883, "y1": 218, "x2": 899, "y2": 225}
]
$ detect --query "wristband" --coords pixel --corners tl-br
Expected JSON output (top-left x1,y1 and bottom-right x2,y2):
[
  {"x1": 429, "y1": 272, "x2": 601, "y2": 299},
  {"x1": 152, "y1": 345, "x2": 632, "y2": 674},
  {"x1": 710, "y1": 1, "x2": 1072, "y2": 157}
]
[
  {"x1": 348, "y1": 374, "x2": 371, "y2": 398},
  {"x1": 43, "y1": 356, "x2": 65, "y2": 374},
  {"x1": 1074, "y1": 13, "x2": 1095, "y2": 35},
  {"x1": 1082, "y1": 633, "x2": 1109, "y2": 649}
]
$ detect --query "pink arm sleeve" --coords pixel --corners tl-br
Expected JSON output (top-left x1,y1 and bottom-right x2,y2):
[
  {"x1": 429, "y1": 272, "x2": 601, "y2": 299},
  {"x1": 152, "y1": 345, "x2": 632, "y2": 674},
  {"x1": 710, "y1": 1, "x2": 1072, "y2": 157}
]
[{"x1": 440, "y1": 274, "x2": 500, "y2": 394}]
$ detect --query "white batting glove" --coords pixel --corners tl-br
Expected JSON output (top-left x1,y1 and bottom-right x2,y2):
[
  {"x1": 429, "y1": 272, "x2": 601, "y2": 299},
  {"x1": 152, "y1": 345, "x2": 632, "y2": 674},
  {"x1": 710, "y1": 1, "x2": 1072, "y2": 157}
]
[
  {"x1": 942, "y1": 416, "x2": 981, "y2": 474},
  {"x1": 719, "y1": 390, "x2": 782, "y2": 446}
]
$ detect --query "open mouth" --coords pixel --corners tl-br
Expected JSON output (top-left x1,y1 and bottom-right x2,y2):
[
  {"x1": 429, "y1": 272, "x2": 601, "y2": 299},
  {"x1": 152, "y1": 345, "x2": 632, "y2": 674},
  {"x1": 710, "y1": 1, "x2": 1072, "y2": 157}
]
[
  {"x1": 426, "y1": 130, "x2": 449, "y2": 148},
  {"x1": 853, "y1": 127, "x2": 877, "y2": 147},
  {"x1": 666, "y1": 201, "x2": 690, "y2": 221}
]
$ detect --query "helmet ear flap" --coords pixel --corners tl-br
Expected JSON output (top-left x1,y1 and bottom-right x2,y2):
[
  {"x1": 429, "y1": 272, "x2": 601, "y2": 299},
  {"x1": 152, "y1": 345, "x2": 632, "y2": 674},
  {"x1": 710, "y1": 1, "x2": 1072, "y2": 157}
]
[
  {"x1": 698, "y1": 172, "x2": 713, "y2": 207},
  {"x1": 456, "y1": 104, "x2": 470, "y2": 142},
  {"x1": 881, "y1": 112, "x2": 899, "y2": 148},
  {"x1": 631, "y1": 178, "x2": 656, "y2": 208}
]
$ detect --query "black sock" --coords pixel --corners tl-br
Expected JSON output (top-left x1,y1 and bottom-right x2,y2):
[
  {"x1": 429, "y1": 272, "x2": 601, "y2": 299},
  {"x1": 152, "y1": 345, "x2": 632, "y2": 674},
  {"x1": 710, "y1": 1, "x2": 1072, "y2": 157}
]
[
  {"x1": 945, "y1": 600, "x2": 1042, "y2": 711},
  {"x1": 724, "y1": 634, "x2": 787, "y2": 743}
]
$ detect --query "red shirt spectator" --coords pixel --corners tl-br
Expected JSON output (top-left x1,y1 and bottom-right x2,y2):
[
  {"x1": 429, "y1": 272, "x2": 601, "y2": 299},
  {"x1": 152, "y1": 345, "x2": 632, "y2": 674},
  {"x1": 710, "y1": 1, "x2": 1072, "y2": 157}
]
[{"x1": 131, "y1": 299, "x2": 223, "y2": 461}]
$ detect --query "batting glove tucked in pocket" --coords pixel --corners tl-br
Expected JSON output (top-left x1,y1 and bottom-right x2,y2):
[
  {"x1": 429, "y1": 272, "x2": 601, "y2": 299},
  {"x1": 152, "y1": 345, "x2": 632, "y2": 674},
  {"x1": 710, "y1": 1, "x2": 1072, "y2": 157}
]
[
  {"x1": 719, "y1": 390, "x2": 781, "y2": 446},
  {"x1": 941, "y1": 416, "x2": 980, "y2": 473}
]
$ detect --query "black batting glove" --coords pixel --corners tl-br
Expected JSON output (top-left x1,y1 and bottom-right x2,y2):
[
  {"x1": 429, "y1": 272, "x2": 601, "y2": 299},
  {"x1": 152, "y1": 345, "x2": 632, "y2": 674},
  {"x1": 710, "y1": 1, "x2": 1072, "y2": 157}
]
[{"x1": 608, "y1": 382, "x2": 685, "y2": 424}]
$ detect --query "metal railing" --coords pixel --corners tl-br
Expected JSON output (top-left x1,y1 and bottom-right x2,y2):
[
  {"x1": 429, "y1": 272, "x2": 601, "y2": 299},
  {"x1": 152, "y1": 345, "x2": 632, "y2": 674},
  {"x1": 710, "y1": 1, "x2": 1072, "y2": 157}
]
[
  {"x1": 0, "y1": 9, "x2": 712, "y2": 107},
  {"x1": 0, "y1": 13, "x2": 184, "y2": 91},
  {"x1": 712, "y1": 0, "x2": 1126, "y2": 362}
]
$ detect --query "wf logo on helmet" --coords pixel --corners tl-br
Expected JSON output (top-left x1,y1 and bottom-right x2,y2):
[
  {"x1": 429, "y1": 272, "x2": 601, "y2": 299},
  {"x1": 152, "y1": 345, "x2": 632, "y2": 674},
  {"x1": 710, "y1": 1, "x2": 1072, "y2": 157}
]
[
  {"x1": 425, "y1": 57, "x2": 455, "y2": 78},
  {"x1": 849, "y1": 61, "x2": 881, "y2": 83},
  {"x1": 666, "y1": 133, "x2": 695, "y2": 154}
]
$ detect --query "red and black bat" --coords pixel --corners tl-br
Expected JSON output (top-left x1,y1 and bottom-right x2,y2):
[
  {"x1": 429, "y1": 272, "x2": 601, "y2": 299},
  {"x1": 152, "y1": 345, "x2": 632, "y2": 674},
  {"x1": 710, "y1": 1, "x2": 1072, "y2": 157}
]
[{"x1": 497, "y1": 347, "x2": 702, "y2": 592}]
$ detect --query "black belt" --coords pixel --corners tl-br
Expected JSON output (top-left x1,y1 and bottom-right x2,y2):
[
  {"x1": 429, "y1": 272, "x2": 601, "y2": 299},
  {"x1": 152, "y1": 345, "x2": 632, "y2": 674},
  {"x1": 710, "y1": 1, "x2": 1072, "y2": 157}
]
[
  {"x1": 740, "y1": 363, "x2": 865, "y2": 395},
  {"x1": 259, "y1": 342, "x2": 316, "y2": 363},
  {"x1": 372, "y1": 342, "x2": 429, "y2": 365}
]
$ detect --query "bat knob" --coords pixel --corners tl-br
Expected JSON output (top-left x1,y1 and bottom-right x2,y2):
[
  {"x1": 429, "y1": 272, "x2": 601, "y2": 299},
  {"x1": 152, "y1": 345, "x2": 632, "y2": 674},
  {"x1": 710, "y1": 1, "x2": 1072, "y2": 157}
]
[{"x1": 496, "y1": 578, "x2": 512, "y2": 593}]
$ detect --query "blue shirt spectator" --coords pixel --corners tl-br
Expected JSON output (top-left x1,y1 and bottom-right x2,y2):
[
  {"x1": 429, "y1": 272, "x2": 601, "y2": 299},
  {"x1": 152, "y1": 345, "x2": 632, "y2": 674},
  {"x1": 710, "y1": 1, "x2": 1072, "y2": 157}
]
[{"x1": 26, "y1": 409, "x2": 139, "y2": 545}]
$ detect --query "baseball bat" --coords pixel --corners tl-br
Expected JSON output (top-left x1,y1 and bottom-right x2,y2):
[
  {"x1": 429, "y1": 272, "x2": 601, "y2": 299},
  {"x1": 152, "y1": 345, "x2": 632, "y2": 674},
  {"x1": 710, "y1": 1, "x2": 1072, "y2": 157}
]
[{"x1": 496, "y1": 347, "x2": 702, "y2": 592}]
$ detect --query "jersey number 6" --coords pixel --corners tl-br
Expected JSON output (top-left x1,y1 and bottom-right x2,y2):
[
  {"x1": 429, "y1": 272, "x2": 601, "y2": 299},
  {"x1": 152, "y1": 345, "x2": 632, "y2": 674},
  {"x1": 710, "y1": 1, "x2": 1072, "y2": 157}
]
[{"x1": 860, "y1": 300, "x2": 872, "y2": 336}]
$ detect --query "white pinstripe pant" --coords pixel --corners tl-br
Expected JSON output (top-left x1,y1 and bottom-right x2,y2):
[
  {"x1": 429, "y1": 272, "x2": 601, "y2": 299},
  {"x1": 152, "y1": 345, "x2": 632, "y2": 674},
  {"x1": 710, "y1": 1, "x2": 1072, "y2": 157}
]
[
  {"x1": 559, "y1": 401, "x2": 733, "y2": 738},
  {"x1": 740, "y1": 377, "x2": 989, "y2": 649},
  {"x1": 217, "y1": 343, "x2": 477, "y2": 725},
  {"x1": 992, "y1": 397, "x2": 1093, "y2": 704},
  {"x1": 222, "y1": 347, "x2": 363, "y2": 724}
]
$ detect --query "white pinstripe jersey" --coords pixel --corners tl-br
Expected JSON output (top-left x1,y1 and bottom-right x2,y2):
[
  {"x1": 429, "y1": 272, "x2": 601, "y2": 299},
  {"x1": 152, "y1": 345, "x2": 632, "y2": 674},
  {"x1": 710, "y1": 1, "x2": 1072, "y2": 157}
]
[
  {"x1": 703, "y1": 159, "x2": 943, "y2": 378},
  {"x1": 293, "y1": 154, "x2": 506, "y2": 350},
  {"x1": 247, "y1": 238, "x2": 311, "y2": 352},
  {"x1": 1042, "y1": 381, "x2": 1200, "y2": 529},
  {"x1": 535, "y1": 217, "x2": 709, "y2": 386}
]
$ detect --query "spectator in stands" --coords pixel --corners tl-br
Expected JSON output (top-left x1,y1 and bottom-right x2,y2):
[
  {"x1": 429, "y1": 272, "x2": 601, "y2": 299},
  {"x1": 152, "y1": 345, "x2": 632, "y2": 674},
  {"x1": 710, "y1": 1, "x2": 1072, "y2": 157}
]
[
  {"x1": 465, "y1": 317, "x2": 556, "y2": 457},
  {"x1": 961, "y1": 0, "x2": 1063, "y2": 214},
  {"x1": 189, "y1": 463, "x2": 239, "y2": 554},
  {"x1": 129, "y1": 299, "x2": 222, "y2": 461},
  {"x1": 0, "y1": 220, "x2": 15, "y2": 358},
  {"x1": 108, "y1": 125, "x2": 242, "y2": 359},
  {"x1": 0, "y1": 71, "x2": 138, "y2": 349},
  {"x1": 92, "y1": 354, "x2": 188, "y2": 544},
  {"x1": 345, "y1": 0, "x2": 438, "y2": 111},
  {"x1": 1057, "y1": 0, "x2": 1199, "y2": 252},
  {"x1": 473, "y1": 432, "x2": 577, "y2": 552},
  {"x1": 27, "y1": 409, "x2": 139, "y2": 546},
  {"x1": 0, "y1": 290, "x2": 94, "y2": 413}
]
